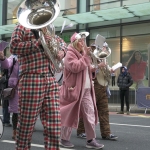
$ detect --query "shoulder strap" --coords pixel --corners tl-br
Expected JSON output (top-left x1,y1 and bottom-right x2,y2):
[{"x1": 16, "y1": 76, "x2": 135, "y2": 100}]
[{"x1": 31, "y1": 29, "x2": 39, "y2": 39}]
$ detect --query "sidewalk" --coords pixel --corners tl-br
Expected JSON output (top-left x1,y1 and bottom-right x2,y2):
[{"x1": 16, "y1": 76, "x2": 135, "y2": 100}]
[
  {"x1": 108, "y1": 103, "x2": 150, "y2": 114},
  {"x1": 1, "y1": 104, "x2": 149, "y2": 114}
]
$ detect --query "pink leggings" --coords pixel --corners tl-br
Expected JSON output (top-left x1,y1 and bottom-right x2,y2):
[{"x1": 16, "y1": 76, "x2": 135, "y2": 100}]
[{"x1": 61, "y1": 88, "x2": 96, "y2": 141}]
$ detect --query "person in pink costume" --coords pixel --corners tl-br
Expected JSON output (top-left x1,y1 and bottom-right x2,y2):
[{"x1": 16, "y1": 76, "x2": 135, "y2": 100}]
[{"x1": 59, "y1": 32, "x2": 104, "y2": 149}]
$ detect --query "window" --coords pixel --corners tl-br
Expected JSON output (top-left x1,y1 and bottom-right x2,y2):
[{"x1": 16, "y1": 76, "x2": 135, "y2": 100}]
[
  {"x1": 90, "y1": 0, "x2": 120, "y2": 11},
  {"x1": 123, "y1": 23, "x2": 150, "y2": 36},
  {"x1": 122, "y1": 35, "x2": 149, "y2": 88},
  {"x1": 7, "y1": 0, "x2": 22, "y2": 24},
  {"x1": 123, "y1": 0, "x2": 149, "y2": 6},
  {"x1": 60, "y1": 0, "x2": 77, "y2": 15}
]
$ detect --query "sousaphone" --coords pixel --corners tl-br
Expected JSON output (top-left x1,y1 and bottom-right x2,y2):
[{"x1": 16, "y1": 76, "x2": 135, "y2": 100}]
[
  {"x1": 17, "y1": 0, "x2": 66, "y2": 74},
  {"x1": 94, "y1": 34, "x2": 111, "y2": 63},
  {"x1": 17, "y1": 0, "x2": 60, "y2": 29}
]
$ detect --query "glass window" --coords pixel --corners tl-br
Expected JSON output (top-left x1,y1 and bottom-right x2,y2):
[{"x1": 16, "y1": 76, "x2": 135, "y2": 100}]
[
  {"x1": 123, "y1": 23, "x2": 150, "y2": 36},
  {"x1": 90, "y1": 0, "x2": 100, "y2": 11},
  {"x1": 7, "y1": 0, "x2": 22, "y2": 20},
  {"x1": 90, "y1": 27, "x2": 120, "y2": 39},
  {"x1": 106, "y1": 38, "x2": 120, "y2": 67},
  {"x1": 123, "y1": 0, "x2": 149, "y2": 6},
  {"x1": 90, "y1": 0, "x2": 120, "y2": 11},
  {"x1": 7, "y1": 19, "x2": 18, "y2": 25},
  {"x1": 122, "y1": 35, "x2": 149, "y2": 88},
  {"x1": 60, "y1": 0, "x2": 77, "y2": 16}
]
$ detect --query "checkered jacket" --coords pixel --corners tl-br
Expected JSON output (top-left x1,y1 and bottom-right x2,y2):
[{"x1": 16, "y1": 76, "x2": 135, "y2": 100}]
[{"x1": 10, "y1": 24, "x2": 66, "y2": 75}]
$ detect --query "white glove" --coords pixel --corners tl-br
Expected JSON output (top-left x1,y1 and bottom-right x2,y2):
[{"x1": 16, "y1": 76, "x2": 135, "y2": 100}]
[{"x1": 103, "y1": 42, "x2": 108, "y2": 47}]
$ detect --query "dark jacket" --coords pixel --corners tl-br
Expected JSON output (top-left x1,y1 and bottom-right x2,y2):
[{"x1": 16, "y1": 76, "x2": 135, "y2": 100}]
[{"x1": 117, "y1": 72, "x2": 133, "y2": 90}]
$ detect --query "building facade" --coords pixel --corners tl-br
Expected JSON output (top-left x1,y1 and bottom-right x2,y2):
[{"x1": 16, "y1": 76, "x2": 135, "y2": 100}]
[{"x1": 0, "y1": 0, "x2": 150, "y2": 90}]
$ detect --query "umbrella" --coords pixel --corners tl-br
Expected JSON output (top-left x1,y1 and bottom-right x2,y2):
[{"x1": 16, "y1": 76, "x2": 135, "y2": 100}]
[{"x1": 0, "y1": 41, "x2": 9, "y2": 51}]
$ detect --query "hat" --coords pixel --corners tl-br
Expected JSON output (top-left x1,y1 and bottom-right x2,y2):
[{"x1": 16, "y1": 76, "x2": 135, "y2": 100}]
[
  {"x1": 121, "y1": 66, "x2": 127, "y2": 72},
  {"x1": 122, "y1": 66, "x2": 127, "y2": 70},
  {"x1": 78, "y1": 32, "x2": 89, "y2": 37},
  {"x1": 70, "y1": 32, "x2": 81, "y2": 43}
]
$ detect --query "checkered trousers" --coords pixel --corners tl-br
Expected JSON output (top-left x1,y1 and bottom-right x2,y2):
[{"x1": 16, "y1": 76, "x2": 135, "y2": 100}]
[{"x1": 16, "y1": 73, "x2": 61, "y2": 150}]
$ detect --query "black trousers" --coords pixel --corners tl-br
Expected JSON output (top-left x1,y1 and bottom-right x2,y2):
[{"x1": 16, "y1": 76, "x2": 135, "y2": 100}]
[
  {"x1": 120, "y1": 89, "x2": 129, "y2": 111},
  {"x1": 111, "y1": 76, "x2": 116, "y2": 86},
  {"x1": 12, "y1": 113, "x2": 18, "y2": 130},
  {"x1": 0, "y1": 89, "x2": 3, "y2": 106}
]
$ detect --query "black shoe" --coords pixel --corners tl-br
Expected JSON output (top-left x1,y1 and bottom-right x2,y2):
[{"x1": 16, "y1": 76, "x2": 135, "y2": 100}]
[{"x1": 102, "y1": 134, "x2": 118, "y2": 140}]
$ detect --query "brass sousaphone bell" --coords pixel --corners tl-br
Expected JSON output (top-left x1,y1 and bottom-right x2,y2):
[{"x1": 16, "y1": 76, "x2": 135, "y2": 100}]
[
  {"x1": 94, "y1": 34, "x2": 111, "y2": 62},
  {"x1": 17, "y1": 0, "x2": 64, "y2": 73},
  {"x1": 17, "y1": 0, "x2": 60, "y2": 29}
]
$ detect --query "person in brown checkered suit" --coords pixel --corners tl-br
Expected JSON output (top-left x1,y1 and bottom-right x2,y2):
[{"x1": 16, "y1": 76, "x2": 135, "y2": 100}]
[
  {"x1": 77, "y1": 43, "x2": 118, "y2": 141},
  {"x1": 10, "y1": 24, "x2": 66, "y2": 150}
]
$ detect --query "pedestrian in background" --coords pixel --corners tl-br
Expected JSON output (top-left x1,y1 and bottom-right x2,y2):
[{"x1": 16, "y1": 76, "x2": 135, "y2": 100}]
[
  {"x1": 0, "y1": 51, "x2": 19, "y2": 140},
  {"x1": 0, "y1": 52, "x2": 12, "y2": 128},
  {"x1": 111, "y1": 61, "x2": 117, "y2": 87},
  {"x1": 60, "y1": 32, "x2": 104, "y2": 149},
  {"x1": 117, "y1": 66, "x2": 133, "y2": 115}
]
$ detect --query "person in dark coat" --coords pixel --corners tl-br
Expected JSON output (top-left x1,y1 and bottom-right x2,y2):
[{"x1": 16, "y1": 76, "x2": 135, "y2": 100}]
[{"x1": 117, "y1": 66, "x2": 133, "y2": 115}]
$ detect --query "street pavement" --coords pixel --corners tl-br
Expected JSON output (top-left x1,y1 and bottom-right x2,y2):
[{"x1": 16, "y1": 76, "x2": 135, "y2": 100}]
[
  {"x1": 108, "y1": 103, "x2": 150, "y2": 114},
  {"x1": 0, "y1": 106, "x2": 150, "y2": 150}
]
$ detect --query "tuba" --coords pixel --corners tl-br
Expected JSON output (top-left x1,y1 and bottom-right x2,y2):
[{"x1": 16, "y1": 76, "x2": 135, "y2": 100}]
[
  {"x1": 93, "y1": 34, "x2": 111, "y2": 66},
  {"x1": 17, "y1": 0, "x2": 65, "y2": 73},
  {"x1": 91, "y1": 34, "x2": 112, "y2": 83}
]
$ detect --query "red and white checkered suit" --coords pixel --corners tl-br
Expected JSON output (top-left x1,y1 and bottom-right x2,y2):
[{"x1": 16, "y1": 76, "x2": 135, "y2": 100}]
[{"x1": 10, "y1": 24, "x2": 61, "y2": 150}]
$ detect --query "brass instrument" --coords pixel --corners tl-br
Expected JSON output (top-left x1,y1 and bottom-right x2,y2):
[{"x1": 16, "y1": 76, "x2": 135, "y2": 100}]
[
  {"x1": 94, "y1": 35, "x2": 111, "y2": 65},
  {"x1": 92, "y1": 34, "x2": 112, "y2": 84},
  {"x1": 17, "y1": 0, "x2": 60, "y2": 29},
  {"x1": 17, "y1": 0, "x2": 65, "y2": 73}
]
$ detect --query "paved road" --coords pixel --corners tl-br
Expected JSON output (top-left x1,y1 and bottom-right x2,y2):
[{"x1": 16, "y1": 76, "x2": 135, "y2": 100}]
[{"x1": 0, "y1": 108, "x2": 150, "y2": 150}]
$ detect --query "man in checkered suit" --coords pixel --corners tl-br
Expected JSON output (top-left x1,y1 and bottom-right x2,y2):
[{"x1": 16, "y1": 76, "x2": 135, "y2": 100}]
[{"x1": 10, "y1": 24, "x2": 66, "y2": 150}]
